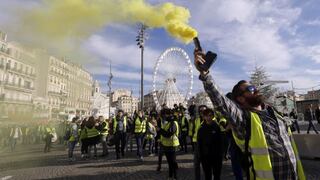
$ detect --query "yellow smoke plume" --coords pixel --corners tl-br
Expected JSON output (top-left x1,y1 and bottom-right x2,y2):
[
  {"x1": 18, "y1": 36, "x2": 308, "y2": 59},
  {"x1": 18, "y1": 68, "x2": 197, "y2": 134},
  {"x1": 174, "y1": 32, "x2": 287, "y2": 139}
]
[{"x1": 22, "y1": 0, "x2": 198, "y2": 44}]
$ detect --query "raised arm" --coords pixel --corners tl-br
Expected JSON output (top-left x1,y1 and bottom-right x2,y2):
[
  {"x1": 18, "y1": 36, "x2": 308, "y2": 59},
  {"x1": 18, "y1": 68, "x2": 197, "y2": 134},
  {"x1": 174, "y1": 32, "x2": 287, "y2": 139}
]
[{"x1": 194, "y1": 51, "x2": 246, "y2": 138}]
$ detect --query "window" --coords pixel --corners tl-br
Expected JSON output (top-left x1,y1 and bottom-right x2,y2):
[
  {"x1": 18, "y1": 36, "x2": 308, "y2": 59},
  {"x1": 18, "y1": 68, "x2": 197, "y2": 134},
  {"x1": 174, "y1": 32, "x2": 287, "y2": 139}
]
[
  {"x1": 7, "y1": 60, "x2": 11, "y2": 69},
  {"x1": 25, "y1": 81, "x2": 31, "y2": 89}
]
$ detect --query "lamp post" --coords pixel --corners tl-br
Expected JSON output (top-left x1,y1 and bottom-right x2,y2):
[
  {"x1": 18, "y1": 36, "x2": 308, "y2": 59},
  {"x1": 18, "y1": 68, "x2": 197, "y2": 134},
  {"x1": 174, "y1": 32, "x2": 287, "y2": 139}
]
[
  {"x1": 108, "y1": 62, "x2": 113, "y2": 119},
  {"x1": 136, "y1": 24, "x2": 147, "y2": 110}
]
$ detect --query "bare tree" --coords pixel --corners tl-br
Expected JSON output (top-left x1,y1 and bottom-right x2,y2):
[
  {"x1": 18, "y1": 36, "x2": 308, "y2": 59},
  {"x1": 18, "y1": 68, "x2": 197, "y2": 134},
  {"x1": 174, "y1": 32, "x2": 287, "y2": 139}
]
[{"x1": 250, "y1": 66, "x2": 278, "y2": 103}]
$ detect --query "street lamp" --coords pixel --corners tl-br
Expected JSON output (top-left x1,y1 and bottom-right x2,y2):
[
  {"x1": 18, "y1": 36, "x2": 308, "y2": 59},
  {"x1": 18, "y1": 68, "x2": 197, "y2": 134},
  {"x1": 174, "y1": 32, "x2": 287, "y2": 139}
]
[
  {"x1": 136, "y1": 24, "x2": 147, "y2": 110},
  {"x1": 108, "y1": 62, "x2": 113, "y2": 119}
]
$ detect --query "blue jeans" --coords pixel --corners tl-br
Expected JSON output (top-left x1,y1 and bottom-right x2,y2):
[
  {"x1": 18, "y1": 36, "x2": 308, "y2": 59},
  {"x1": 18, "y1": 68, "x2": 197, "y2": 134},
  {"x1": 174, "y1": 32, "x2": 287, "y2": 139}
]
[
  {"x1": 135, "y1": 134, "x2": 144, "y2": 157},
  {"x1": 10, "y1": 138, "x2": 17, "y2": 152},
  {"x1": 68, "y1": 141, "x2": 77, "y2": 158},
  {"x1": 229, "y1": 142, "x2": 243, "y2": 180}
]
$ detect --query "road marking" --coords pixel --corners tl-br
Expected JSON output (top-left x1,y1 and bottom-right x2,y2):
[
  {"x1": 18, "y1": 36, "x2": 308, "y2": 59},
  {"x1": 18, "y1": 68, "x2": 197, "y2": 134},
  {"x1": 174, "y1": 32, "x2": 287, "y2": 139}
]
[{"x1": 1, "y1": 176, "x2": 13, "y2": 180}]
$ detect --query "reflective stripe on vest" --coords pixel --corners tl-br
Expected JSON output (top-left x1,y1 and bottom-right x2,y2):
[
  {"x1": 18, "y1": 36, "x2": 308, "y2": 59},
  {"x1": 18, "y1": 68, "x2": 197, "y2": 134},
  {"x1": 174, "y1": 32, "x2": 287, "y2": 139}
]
[
  {"x1": 134, "y1": 117, "x2": 146, "y2": 133},
  {"x1": 86, "y1": 127, "x2": 100, "y2": 138},
  {"x1": 161, "y1": 121, "x2": 180, "y2": 147},
  {"x1": 113, "y1": 116, "x2": 127, "y2": 133}
]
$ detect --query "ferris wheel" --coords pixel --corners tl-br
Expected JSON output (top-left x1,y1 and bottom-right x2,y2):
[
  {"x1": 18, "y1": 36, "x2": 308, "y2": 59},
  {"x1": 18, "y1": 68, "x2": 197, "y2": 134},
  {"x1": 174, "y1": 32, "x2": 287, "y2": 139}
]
[{"x1": 152, "y1": 47, "x2": 193, "y2": 110}]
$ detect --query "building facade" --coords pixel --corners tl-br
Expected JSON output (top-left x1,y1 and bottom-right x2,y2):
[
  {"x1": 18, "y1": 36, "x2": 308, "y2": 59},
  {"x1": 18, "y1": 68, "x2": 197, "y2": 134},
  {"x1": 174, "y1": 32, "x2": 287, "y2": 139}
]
[
  {"x1": 35, "y1": 52, "x2": 94, "y2": 119},
  {"x1": 116, "y1": 95, "x2": 139, "y2": 116},
  {"x1": 111, "y1": 89, "x2": 131, "y2": 104},
  {"x1": 0, "y1": 32, "x2": 37, "y2": 121},
  {"x1": 91, "y1": 80, "x2": 115, "y2": 119}
]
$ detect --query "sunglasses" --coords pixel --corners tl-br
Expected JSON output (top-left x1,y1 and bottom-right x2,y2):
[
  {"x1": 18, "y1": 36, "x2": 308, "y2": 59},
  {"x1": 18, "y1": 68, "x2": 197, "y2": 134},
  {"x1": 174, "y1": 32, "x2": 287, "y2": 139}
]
[{"x1": 241, "y1": 85, "x2": 257, "y2": 95}]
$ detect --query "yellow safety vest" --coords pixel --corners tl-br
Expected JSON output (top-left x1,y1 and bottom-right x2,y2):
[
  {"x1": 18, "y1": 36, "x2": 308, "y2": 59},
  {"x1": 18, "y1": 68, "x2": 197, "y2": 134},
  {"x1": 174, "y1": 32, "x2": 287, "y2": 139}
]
[
  {"x1": 113, "y1": 116, "x2": 127, "y2": 133},
  {"x1": 181, "y1": 116, "x2": 188, "y2": 132},
  {"x1": 219, "y1": 117, "x2": 227, "y2": 132},
  {"x1": 160, "y1": 119, "x2": 165, "y2": 144},
  {"x1": 68, "y1": 124, "x2": 77, "y2": 141},
  {"x1": 188, "y1": 119, "x2": 194, "y2": 137},
  {"x1": 146, "y1": 122, "x2": 155, "y2": 140},
  {"x1": 161, "y1": 121, "x2": 180, "y2": 147},
  {"x1": 101, "y1": 121, "x2": 109, "y2": 136},
  {"x1": 86, "y1": 127, "x2": 100, "y2": 138},
  {"x1": 233, "y1": 112, "x2": 305, "y2": 180},
  {"x1": 192, "y1": 117, "x2": 203, "y2": 142},
  {"x1": 134, "y1": 117, "x2": 146, "y2": 134},
  {"x1": 80, "y1": 128, "x2": 88, "y2": 140}
]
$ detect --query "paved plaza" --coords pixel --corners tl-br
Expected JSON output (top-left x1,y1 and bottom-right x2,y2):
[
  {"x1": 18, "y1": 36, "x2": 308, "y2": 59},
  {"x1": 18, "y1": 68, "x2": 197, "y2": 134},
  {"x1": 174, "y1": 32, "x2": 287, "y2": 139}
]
[{"x1": 0, "y1": 142, "x2": 319, "y2": 180}]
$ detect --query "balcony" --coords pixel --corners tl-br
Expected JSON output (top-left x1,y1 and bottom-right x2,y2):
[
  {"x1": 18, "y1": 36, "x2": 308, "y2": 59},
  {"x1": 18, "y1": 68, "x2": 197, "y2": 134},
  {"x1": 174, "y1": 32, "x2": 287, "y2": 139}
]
[
  {"x1": 3, "y1": 81, "x2": 34, "y2": 92},
  {"x1": 0, "y1": 97, "x2": 33, "y2": 105},
  {"x1": 6, "y1": 66, "x2": 36, "y2": 79}
]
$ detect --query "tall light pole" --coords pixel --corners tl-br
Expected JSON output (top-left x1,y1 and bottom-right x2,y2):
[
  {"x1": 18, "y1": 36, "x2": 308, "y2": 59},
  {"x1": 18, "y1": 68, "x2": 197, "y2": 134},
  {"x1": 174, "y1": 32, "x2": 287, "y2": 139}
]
[
  {"x1": 136, "y1": 24, "x2": 147, "y2": 110},
  {"x1": 107, "y1": 62, "x2": 113, "y2": 119}
]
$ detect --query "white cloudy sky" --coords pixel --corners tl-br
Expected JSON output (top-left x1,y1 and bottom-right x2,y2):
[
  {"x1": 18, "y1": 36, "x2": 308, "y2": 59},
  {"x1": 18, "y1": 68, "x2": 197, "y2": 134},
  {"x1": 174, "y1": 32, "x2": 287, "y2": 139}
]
[{"x1": 1, "y1": 0, "x2": 320, "y2": 97}]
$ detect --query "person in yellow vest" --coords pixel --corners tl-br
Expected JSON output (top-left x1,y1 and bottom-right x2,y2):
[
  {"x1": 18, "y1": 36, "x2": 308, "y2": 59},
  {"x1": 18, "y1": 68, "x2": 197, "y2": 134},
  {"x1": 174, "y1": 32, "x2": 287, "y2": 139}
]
[
  {"x1": 146, "y1": 116, "x2": 157, "y2": 156},
  {"x1": 43, "y1": 124, "x2": 54, "y2": 153},
  {"x1": 85, "y1": 116, "x2": 100, "y2": 159},
  {"x1": 197, "y1": 108, "x2": 223, "y2": 180},
  {"x1": 79, "y1": 118, "x2": 88, "y2": 159},
  {"x1": 188, "y1": 116, "x2": 195, "y2": 152},
  {"x1": 156, "y1": 108, "x2": 167, "y2": 172},
  {"x1": 192, "y1": 105, "x2": 207, "y2": 180},
  {"x1": 44, "y1": 123, "x2": 55, "y2": 153},
  {"x1": 178, "y1": 110, "x2": 189, "y2": 153},
  {"x1": 194, "y1": 51, "x2": 305, "y2": 180},
  {"x1": 134, "y1": 110, "x2": 147, "y2": 161},
  {"x1": 68, "y1": 117, "x2": 79, "y2": 161},
  {"x1": 157, "y1": 108, "x2": 180, "y2": 180},
  {"x1": 98, "y1": 116, "x2": 109, "y2": 157},
  {"x1": 113, "y1": 110, "x2": 127, "y2": 159}
]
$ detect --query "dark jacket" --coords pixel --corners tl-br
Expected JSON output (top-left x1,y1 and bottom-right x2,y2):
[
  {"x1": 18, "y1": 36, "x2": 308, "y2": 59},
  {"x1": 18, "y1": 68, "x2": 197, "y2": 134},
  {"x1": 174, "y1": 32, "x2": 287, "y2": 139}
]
[{"x1": 197, "y1": 121, "x2": 222, "y2": 161}]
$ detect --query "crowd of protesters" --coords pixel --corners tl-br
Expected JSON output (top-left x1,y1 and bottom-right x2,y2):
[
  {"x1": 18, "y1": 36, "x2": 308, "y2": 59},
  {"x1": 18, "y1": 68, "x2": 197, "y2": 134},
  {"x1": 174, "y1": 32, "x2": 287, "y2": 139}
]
[
  {"x1": 0, "y1": 98, "x2": 314, "y2": 180},
  {"x1": 0, "y1": 120, "x2": 67, "y2": 152}
]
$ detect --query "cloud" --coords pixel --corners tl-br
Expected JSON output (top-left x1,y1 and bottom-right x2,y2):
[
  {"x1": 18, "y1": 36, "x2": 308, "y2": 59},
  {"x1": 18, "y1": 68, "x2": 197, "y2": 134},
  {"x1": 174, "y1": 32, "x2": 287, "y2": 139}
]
[
  {"x1": 87, "y1": 34, "x2": 161, "y2": 70},
  {"x1": 189, "y1": 0, "x2": 300, "y2": 71},
  {"x1": 306, "y1": 19, "x2": 320, "y2": 26},
  {"x1": 293, "y1": 45, "x2": 320, "y2": 63},
  {"x1": 305, "y1": 69, "x2": 320, "y2": 75}
]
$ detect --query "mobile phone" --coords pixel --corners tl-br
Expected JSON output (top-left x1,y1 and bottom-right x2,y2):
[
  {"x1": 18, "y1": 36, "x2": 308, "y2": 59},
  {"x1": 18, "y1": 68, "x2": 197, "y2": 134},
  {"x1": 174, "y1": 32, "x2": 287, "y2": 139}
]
[{"x1": 199, "y1": 51, "x2": 217, "y2": 72}]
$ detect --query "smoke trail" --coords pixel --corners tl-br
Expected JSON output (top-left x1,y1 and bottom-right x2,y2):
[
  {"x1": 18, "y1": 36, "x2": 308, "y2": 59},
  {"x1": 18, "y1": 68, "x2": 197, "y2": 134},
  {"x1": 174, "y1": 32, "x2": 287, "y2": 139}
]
[{"x1": 19, "y1": 0, "x2": 197, "y2": 44}]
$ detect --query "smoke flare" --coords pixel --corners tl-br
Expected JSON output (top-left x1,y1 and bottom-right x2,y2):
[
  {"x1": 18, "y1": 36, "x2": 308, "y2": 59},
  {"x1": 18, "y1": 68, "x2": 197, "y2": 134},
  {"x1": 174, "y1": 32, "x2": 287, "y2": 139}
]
[{"x1": 21, "y1": 0, "x2": 197, "y2": 44}]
